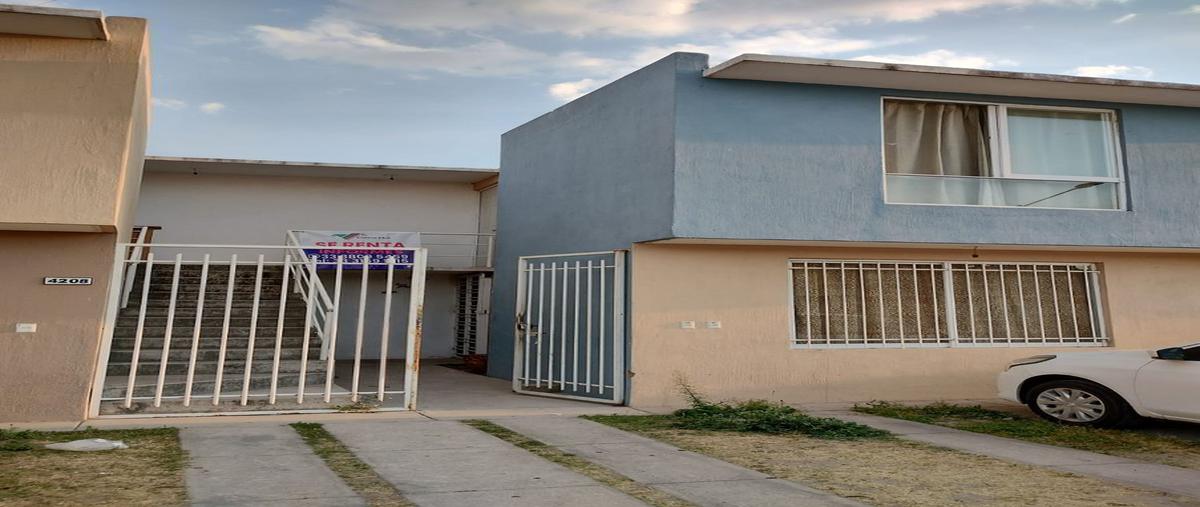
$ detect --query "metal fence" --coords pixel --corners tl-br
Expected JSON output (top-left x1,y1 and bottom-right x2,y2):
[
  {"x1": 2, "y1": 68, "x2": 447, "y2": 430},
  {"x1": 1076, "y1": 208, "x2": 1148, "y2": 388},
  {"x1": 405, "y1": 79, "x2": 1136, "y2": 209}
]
[
  {"x1": 90, "y1": 243, "x2": 428, "y2": 418},
  {"x1": 790, "y1": 260, "x2": 1107, "y2": 348}
]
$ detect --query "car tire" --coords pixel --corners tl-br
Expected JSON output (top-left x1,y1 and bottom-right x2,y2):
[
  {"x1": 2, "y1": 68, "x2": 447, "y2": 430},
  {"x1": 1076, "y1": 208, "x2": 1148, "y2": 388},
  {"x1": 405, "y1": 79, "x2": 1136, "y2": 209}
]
[{"x1": 1025, "y1": 379, "x2": 1139, "y2": 428}]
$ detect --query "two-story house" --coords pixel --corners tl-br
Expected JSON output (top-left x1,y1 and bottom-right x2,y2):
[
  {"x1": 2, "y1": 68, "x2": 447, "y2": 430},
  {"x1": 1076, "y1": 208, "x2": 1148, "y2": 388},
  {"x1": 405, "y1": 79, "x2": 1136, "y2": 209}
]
[{"x1": 490, "y1": 52, "x2": 1200, "y2": 409}]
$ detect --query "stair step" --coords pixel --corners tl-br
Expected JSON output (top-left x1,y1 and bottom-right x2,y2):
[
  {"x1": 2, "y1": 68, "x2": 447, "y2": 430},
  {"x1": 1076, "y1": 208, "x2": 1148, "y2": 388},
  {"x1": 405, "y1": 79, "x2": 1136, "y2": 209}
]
[
  {"x1": 101, "y1": 372, "x2": 328, "y2": 399},
  {"x1": 116, "y1": 317, "x2": 310, "y2": 328},
  {"x1": 121, "y1": 307, "x2": 311, "y2": 317},
  {"x1": 112, "y1": 326, "x2": 311, "y2": 338},
  {"x1": 111, "y1": 336, "x2": 317, "y2": 350},
  {"x1": 106, "y1": 347, "x2": 318, "y2": 363},
  {"x1": 107, "y1": 359, "x2": 328, "y2": 376}
]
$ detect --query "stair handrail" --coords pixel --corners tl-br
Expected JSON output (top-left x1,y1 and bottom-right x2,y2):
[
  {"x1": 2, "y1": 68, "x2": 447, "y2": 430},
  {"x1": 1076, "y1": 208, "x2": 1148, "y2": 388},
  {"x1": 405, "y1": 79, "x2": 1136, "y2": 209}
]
[
  {"x1": 119, "y1": 226, "x2": 153, "y2": 309},
  {"x1": 284, "y1": 231, "x2": 336, "y2": 359}
]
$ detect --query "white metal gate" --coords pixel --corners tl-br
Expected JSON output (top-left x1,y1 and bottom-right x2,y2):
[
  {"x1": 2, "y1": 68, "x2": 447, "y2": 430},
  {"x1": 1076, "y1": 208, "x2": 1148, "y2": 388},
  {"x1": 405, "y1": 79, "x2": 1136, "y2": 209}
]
[
  {"x1": 513, "y1": 251, "x2": 625, "y2": 404},
  {"x1": 89, "y1": 242, "x2": 428, "y2": 418}
]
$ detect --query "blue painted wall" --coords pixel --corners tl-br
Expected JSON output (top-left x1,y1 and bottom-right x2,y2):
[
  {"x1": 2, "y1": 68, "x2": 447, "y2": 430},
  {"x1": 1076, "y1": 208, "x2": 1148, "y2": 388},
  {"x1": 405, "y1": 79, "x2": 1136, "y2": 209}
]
[
  {"x1": 486, "y1": 54, "x2": 692, "y2": 378},
  {"x1": 672, "y1": 62, "x2": 1200, "y2": 247},
  {"x1": 490, "y1": 51, "x2": 1200, "y2": 379}
]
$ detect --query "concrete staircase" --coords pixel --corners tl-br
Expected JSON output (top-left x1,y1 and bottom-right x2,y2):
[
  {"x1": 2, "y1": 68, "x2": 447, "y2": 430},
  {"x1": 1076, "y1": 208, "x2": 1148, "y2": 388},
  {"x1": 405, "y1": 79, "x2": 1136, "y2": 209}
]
[{"x1": 101, "y1": 263, "x2": 328, "y2": 414}]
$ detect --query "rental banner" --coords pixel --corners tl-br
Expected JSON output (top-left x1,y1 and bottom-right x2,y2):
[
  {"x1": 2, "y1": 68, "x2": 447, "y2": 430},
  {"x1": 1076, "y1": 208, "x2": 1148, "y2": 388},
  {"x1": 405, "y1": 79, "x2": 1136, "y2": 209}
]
[{"x1": 294, "y1": 230, "x2": 420, "y2": 269}]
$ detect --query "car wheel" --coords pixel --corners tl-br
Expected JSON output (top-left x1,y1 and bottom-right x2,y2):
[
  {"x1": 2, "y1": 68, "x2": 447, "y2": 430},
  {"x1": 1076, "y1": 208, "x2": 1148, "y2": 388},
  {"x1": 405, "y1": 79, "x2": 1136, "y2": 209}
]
[{"x1": 1025, "y1": 379, "x2": 1138, "y2": 428}]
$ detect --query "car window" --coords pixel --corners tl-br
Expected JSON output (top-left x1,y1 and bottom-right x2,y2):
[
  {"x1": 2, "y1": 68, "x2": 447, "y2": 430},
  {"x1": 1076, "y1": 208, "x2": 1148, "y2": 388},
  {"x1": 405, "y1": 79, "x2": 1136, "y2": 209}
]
[{"x1": 1184, "y1": 345, "x2": 1200, "y2": 361}]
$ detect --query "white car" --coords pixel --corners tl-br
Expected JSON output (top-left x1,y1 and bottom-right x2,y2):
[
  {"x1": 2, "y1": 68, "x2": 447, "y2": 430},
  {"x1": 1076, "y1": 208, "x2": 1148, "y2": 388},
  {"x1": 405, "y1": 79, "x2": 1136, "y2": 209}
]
[{"x1": 998, "y1": 343, "x2": 1200, "y2": 427}]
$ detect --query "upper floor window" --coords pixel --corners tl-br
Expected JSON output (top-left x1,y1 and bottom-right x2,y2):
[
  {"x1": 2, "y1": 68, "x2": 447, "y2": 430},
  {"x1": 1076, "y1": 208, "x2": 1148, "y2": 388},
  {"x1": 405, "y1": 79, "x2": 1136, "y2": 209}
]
[{"x1": 883, "y1": 98, "x2": 1125, "y2": 210}]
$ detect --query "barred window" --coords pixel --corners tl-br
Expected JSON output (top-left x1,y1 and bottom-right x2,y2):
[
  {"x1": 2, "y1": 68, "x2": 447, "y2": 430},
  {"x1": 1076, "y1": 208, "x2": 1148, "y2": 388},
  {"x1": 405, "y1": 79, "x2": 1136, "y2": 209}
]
[{"x1": 790, "y1": 260, "x2": 1107, "y2": 348}]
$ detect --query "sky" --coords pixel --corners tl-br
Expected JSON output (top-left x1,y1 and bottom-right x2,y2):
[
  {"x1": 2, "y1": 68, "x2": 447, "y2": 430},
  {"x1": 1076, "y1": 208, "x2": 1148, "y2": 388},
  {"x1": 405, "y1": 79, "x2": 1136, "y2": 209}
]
[{"x1": 16, "y1": 0, "x2": 1200, "y2": 168}]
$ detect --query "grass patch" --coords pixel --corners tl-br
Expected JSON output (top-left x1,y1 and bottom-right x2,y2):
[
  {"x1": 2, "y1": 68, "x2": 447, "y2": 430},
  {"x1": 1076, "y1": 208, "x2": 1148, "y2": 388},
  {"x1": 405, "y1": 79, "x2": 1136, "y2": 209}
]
[
  {"x1": 590, "y1": 390, "x2": 888, "y2": 440},
  {"x1": 855, "y1": 402, "x2": 1200, "y2": 470},
  {"x1": 463, "y1": 420, "x2": 695, "y2": 507},
  {"x1": 0, "y1": 427, "x2": 186, "y2": 506},
  {"x1": 290, "y1": 423, "x2": 412, "y2": 507}
]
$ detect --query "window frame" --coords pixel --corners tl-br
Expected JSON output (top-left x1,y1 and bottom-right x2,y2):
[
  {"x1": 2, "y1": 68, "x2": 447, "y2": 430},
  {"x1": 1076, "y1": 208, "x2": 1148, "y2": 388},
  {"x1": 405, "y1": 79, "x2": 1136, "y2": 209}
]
[
  {"x1": 785, "y1": 258, "x2": 1111, "y2": 350},
  {"x1": 880, "y1": 96, "x2": 1127, "y2": 211}
]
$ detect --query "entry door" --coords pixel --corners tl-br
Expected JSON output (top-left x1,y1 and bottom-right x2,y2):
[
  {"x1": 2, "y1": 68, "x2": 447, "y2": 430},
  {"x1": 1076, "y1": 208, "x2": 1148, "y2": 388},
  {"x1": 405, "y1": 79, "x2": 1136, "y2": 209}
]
[
  {"x1": 454, "y1": 273, "x2": 491, "y2": 356},
  {"x1": 513, "y1": 251, "x2": 625, "y2": 404}
]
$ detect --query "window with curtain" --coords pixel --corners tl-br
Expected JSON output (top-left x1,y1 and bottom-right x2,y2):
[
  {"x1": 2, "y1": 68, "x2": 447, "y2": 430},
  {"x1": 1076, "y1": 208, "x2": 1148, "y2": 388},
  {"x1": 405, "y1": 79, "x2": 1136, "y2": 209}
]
[{"x1": 883, "y1": 99, "x2": 1124, "y2": 210}]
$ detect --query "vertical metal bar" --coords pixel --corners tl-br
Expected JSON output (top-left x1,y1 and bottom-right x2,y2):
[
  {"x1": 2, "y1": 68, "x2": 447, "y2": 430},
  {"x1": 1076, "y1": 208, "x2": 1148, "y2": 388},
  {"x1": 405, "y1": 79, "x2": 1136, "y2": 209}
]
[
  {"x1": 523, "y1": 261, "x2": 534, "y2": 386},
  {"x1": 894, "y1": 263, "x2": 905, "y2": 344},
  {"x1": 152, "y1": 254, "x2": 183, "y2": 407},
  {"x1": 295, "y1": 259, "x2": 318, "y2": 404},
  {"x1": 998, "y1": 264, "x2": 1012, "y2": 341},
  {"x1": 560, "y1": 261, "x2": 568, "y2": 389},
  {"x1": 1015, "y1": 265, "x2": 1030, "y2": 340},
  {"x1": 840, "y1": 262, "x2": 850, "y2": 345},
  {"x1": 402, "y1": 249, "x2": 428, "y2": 410},
  {"x1": 821, "y1": 263, "x2": 831, "y2": 344},
  {"x1": 212, "y1": 255, "x2": 237, "y2": 405},
  {"x1": 980, "y1": 264, "x2": 993, "y2": 342},
  {"x1": 378, "y1": 256, "x2": 396, "y2": 401},
  {"x1": 941, "y1": 263, "x2": 959, "y2": 344},
  {"x1": 548, "y1": 262, "x2": 557, "y2": 388},
  {"x1": 89, "y1": 243, "x2": 133, "y2": 418},
  {"x1": 1049, "y1": 265, "x2": 1064, "y2": 340},
  {"x1": 858, "y1": 263, "x2": 868, "y2": 343},
  {"x1": 269, "y1": 255, "x2": 292, "y2": 404},
  {"x1": 323, "y1": 257, "x2": 344, "y2": 403},
  {"x1": 965, "y1": 264, "x2": 977, "y2": 341},
  {"x1": 876, "y1": 263, "x2": 886, "y2": 343},
  {"x1": 802, "y1": 262, "x2": 811, "y2": 344},
  {"x1": 239, "y1": 255, "x2": 265, "y2": 405},
  {"x1": 1067, "y1": 266, "x2": 1081, "y2": 338},
  {"x1": 930, "y1": 263, "x2": 941, "y2": 340},
  {"x1": 485, "y1": 236, "x2": 495, "y2": 268},
  {"x1": 599, "y1": 258, "x2": 607, "y2": 393},
  {"x1": 512, "y1": 258, "x2": 530, "y2": 392},
  {"x1": 911, "y1": 264, "x2": 922, "y2": 342},
  {"x1": 612, "y1": 251, "x2": 627, "y2": 404},
  {"x1": 1033, "y1": 264, "x2": 1047, "y2": 341},
  {"x1": 183, "y1": 254, "x2": 210, "y2": 406},
  {"x1": 123, "y1": 253, "x2": 155, "y2": 408},
  {"x1": 350, "y1": 256, "x2": 369, "y2": 402},
  {"x1": 572, "y1": 260, "x2": 581, "y2": 389},
  {"x1": 536, "y1": 262, "x2": 546, "y2": 388},
  {"x1": 585, "y1": 260, "x2": 594, "y2": 393}
]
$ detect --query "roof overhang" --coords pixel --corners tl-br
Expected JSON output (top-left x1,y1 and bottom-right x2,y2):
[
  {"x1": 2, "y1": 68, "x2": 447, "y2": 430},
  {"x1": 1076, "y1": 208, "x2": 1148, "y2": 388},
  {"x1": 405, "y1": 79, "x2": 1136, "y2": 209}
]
[
  {"x1": 705, "y1": 54, "x2": 1200, "y2": 108},
  {"x1": 0, "y1": 4, "x2": 108, "y2": 40},
  {"x1": 144, "y1": 156, "x2": 498, "y2": 184}
]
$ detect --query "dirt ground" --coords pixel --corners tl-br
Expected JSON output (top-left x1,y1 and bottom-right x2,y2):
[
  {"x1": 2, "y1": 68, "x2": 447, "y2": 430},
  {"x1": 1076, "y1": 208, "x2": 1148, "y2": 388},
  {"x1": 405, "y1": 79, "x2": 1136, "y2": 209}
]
[
  {"x1": 0, "y1": 428, "x2": 186, "y2": 507},
  {"x1": 635, "y1": 428, "x2": 1200, "y2": 507}
]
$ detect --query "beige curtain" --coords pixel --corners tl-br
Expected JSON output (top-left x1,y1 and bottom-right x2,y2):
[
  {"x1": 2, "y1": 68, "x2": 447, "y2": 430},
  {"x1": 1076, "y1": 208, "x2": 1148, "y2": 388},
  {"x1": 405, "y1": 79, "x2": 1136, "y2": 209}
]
[{"x1": 885, "y1": 101, "x2": 992, "y2": 176}]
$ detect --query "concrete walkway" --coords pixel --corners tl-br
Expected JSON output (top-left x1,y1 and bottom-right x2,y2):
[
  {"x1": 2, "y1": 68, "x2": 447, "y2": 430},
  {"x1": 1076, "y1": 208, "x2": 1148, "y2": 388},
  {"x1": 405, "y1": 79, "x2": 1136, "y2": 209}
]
[
  {"x1": 179, "y1": 424, "x2": 365, "y2": 506},
  {"x1": 823, "y1": 410, "x2": 1200, "y2": 500},
  {"x1": 323, "y1": 419, "x2": 645, "y2": 507},
  {"x1": 491, "y1": 416, "x2": 865, "y2": 507}
]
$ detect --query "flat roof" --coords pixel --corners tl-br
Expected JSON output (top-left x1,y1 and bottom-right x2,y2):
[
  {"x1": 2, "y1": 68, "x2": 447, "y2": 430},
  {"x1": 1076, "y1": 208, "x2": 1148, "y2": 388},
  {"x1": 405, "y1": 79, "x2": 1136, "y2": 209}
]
[
  {"x1": 144, "y1": 156, "x2": 498, "y2": 184},
  {"x1": 705, "y1": 54, "x2": 1200, "y2": 108},
  {"x1": 0, "y1": 4, "x2": 108, "y2": 40}
]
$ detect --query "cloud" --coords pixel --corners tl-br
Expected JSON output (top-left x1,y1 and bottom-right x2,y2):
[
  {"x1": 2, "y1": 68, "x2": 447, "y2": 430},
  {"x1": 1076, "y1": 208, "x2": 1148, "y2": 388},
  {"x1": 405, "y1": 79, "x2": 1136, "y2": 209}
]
[
  {"x1": 1111, "y1": 13, "x2": 1136, "y2": 23},
  {"x1": 1186, "y1": 5, "x2": 1200, "y2": 14},
  {"x1": 251, "y1": 19, "x2": 545, "y2": 76},
  {"x1": 1069, "y1": 65, "x2": 1154, "y2": 80},
  {"x1": 329, "y1": 0, "x2": 1124, "y2": 37},
  {"x1": 548, "y1": 78, "x2": 602, "y2": 101},
  {"x1": 852, "y1": 50, "x2": 1016, "y2": 69},
  {"x1": 151, "y1": 97, "x2": 187, "y2": 110},
  {"x1": 199, "y1": 102, "x2": 227, "y2": 114}
]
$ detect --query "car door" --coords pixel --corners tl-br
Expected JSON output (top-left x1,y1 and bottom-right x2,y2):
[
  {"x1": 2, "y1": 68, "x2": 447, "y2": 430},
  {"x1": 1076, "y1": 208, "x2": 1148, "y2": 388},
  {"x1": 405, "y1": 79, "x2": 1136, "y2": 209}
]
[{"x1": 1134, "y1": 345, "x2": 1200, "y2": 421}]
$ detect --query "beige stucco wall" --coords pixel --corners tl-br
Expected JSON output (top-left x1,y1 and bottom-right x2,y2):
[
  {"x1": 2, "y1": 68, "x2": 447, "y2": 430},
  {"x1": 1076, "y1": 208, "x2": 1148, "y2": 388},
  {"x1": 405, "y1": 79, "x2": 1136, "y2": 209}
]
[
  {"x1": 136, "y1": 171, "x2": 483, "y2": 247},
  {"x1": 628, "y1": 243, "x2": 1195, "y2": 409},
  {"x1": 0, "y1": 18, "x2": 149, "y2": 231},
  {"x1": 0, "y1": 18, "x2": 149, "y2": 422}
]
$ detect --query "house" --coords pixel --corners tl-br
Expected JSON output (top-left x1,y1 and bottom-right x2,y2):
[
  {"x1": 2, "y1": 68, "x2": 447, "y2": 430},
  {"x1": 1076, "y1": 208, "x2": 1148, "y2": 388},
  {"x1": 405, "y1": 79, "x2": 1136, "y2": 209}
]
[
  {"x1": 0, "y1": 6, "x2": 149, "y2": 422},
  {"x1": 489, "y1": 52, "x2": 1200, "y2": 409}
]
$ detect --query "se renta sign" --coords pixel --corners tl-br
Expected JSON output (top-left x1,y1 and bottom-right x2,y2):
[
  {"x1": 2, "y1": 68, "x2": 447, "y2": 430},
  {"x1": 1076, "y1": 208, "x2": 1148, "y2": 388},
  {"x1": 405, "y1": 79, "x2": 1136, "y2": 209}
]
[{"x1": 294, "y1": 231, "x2": 420, "y2": 270}]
